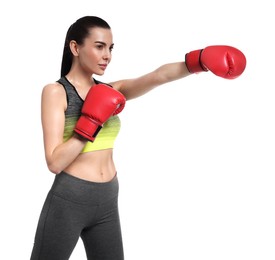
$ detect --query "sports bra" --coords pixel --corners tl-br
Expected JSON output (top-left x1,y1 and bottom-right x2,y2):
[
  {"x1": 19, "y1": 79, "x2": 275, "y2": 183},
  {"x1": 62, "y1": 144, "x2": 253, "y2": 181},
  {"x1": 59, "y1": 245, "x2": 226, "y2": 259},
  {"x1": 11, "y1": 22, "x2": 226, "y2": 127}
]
[{"x1": 57, "y1": 77, "x2": 121, "y2": 153}]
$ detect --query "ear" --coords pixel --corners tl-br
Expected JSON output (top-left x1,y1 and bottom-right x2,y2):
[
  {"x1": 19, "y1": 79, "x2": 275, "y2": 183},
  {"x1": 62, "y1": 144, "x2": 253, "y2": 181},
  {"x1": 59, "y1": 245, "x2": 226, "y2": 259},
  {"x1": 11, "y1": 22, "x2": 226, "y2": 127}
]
[{"x1": 69, "y1": 40, "x2": 79, "y2": 56}]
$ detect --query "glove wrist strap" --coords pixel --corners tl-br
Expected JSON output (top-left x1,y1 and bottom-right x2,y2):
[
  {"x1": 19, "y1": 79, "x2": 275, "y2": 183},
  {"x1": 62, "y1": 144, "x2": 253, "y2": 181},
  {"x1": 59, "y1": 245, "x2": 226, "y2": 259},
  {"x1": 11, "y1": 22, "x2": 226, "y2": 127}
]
[
  {"x1": 185, "y1": 49, "x2": 208, "y2": 73},
  {"x1": 74, "y1": 116, "x2": 102, "y2": 142}
]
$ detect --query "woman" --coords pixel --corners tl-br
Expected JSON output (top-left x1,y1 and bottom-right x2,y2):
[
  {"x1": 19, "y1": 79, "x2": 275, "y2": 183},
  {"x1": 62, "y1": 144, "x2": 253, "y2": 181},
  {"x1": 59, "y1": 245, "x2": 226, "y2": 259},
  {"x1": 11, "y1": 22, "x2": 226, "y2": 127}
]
[{"x1": 30, "y1": 16, "x2": 246, "y2": 260}]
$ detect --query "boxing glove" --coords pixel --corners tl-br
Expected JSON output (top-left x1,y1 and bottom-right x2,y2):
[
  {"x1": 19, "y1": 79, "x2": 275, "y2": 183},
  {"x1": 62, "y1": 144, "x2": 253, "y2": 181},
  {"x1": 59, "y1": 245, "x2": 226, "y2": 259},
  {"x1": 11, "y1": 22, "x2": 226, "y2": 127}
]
[
  {"x1": 74, "y1": 84, "x2": 126, "y2": 141},
  {"x1": 185, "y1": 45, "x2": 246, "y2": 79}
]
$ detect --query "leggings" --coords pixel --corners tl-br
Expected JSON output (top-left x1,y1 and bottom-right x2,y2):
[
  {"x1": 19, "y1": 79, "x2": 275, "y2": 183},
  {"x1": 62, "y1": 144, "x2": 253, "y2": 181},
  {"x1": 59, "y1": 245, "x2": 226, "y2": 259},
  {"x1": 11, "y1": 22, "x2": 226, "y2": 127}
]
[{"x1": 30, "y1": 172, "x2": 124, "y2": 260}]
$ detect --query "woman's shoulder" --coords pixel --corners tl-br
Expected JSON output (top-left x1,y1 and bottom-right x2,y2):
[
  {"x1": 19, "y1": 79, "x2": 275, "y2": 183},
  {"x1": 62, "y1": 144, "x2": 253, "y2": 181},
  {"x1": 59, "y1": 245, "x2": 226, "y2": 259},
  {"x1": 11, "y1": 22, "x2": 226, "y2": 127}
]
[
  {"x1": 42, "y1": 81, "x2": 66, "y2": 99},
  {"x1": 43, "y1": 80, "x2": 65, "y2": 92}
]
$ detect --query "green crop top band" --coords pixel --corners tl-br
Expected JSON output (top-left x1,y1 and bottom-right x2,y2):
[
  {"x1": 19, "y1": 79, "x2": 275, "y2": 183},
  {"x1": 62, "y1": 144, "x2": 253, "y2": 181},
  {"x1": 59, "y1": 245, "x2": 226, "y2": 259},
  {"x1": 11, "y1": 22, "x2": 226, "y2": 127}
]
[{"x1": 57, "y1": 77, "x2": 121, "y2": 153}]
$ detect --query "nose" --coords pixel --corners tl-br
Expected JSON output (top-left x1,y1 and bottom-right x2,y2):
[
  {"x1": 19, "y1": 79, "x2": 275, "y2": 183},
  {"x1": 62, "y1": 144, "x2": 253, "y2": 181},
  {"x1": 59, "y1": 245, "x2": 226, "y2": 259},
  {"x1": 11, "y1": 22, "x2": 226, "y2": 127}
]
[{"x1": 103, "y1": 49, "x2": 111, "y2": 61}]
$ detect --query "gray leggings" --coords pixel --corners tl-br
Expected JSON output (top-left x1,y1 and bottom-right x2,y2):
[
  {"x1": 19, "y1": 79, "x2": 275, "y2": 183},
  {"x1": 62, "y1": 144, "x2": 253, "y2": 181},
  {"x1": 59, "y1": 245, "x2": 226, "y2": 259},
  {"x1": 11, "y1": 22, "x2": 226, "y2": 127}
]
[{"x1": 30, "y1": 172, "x2": 124, "y2": 260}]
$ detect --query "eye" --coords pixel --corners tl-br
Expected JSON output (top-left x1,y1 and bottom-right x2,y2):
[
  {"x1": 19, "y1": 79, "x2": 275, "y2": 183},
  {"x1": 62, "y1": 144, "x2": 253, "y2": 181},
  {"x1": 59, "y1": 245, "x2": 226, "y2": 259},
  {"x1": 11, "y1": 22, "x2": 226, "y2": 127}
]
[
  {"x1": 109, "y1": 46, "x2": 114, "y2": 52},
  {"x1": 96, "y1": 44, "x2": 104, "y2": 50}
]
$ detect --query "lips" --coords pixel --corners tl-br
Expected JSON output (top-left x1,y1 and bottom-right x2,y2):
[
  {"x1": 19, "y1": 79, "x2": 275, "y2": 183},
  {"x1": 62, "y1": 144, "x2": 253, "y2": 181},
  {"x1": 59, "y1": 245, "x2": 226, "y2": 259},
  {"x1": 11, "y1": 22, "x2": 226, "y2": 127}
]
[{"x1": 99, "y1": 64, "x2": 107, "y2": 70}]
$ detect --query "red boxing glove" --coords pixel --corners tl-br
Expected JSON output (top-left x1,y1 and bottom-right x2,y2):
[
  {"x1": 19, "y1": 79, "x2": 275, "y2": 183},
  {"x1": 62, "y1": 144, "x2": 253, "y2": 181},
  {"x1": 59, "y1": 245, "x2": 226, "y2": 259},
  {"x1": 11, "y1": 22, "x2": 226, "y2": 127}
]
[
  {"x1": 74, "y1": 84, "x2": 126, "y2": 141},
  {"x1": 185, "y1": 45, "x2": 246, "y2": 79}
]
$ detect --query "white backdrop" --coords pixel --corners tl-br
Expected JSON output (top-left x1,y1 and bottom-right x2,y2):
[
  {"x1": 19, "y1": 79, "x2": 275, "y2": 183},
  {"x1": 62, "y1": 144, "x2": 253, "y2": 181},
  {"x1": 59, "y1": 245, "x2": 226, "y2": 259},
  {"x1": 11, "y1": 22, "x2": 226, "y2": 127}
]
[{"x1": 1, "y1": 0, "x2": 274, "y2": 259}]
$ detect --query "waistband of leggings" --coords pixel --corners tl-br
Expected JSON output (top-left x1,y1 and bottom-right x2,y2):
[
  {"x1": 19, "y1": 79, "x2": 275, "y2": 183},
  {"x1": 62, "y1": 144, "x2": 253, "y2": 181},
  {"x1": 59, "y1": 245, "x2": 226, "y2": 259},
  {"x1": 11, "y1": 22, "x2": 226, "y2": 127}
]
[{"x1": 50, "y1": 171, "x2": 119, "y2": 205}]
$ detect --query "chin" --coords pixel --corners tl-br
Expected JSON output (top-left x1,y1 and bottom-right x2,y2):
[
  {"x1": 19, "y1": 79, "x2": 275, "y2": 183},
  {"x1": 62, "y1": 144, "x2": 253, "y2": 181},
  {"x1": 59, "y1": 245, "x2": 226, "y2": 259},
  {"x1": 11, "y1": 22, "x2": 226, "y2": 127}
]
[{"x1": 95, "y1": 71, "x2": 105, "y2": 76}]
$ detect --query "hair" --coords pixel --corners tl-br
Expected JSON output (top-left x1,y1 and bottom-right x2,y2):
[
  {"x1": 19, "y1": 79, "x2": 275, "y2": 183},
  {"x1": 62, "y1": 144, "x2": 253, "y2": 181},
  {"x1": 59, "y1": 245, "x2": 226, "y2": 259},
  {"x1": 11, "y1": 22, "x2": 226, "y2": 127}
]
[{"x1": 60, "y1": 16, "x2": 111, "y2": 77}]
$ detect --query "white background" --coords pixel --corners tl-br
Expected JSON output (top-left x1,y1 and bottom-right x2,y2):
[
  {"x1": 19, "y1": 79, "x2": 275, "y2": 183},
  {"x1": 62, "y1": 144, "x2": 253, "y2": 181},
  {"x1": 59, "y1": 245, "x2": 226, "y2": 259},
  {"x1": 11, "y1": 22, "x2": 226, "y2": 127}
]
[{"x1": 1, "y1": 0, "x2": 274, "y2": 259}]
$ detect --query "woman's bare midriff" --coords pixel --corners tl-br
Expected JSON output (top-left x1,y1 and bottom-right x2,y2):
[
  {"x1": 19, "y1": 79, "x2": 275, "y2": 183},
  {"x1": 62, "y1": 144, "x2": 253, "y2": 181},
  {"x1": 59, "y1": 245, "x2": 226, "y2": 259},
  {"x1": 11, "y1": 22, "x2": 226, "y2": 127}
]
[{"x1": 63, "y1": 148, "x2": 117, "y2": 183}]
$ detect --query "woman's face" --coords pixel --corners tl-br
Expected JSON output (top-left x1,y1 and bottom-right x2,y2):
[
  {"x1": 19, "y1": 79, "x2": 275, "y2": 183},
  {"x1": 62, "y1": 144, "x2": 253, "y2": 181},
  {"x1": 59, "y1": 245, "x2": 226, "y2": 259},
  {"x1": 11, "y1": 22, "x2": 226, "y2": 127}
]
[{"x1": 76, "y1": 27, "x2": 114, "y2": 76}]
